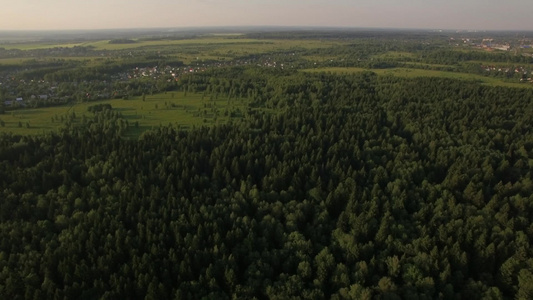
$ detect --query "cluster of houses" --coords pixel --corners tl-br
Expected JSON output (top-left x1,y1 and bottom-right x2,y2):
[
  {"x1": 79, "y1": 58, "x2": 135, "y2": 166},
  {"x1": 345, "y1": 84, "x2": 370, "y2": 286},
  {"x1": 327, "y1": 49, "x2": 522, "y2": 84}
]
[
  {"x1": 0, "y1": 76, "x2": 56, "y2": 107},
  {"x1": 3, "y1": 94, "x2": 49, "y2": 107},
  {"x1": 481, "y1": 65, "x2": 531, "y2": 74},
  {"x1": 480, "y1": 65, "x2": 533, "y2": 83},
  {"x1": 458, "y1": 38, "x2": 512, "y2": 51},
  {"x1": 456, "y1": 38, "x2": 533, "y2": 52},
  {"x1": 1, "y1": 52, "x2": 298, "y2": 109},
  {"x1": 122, "y1": 55, "x2": 294, "y2": 81},
  {"x1": 125, "y1": 65, "x2": 204, "y2": 81}
]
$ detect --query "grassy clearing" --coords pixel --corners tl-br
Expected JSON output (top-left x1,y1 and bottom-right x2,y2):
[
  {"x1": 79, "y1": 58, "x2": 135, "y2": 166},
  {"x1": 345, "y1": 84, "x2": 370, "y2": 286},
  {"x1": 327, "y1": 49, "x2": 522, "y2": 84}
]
[
  {"x1": 0, "y1": 37, "x2": 265, "y2": 51},
  {"x1": 81, "y1": 38, "x2": 261, "y2": 50},
  {"x1": 375, "y1": 68, "x2": 533, "y2": 88},
  {"x1": 402, "y1": 62, "x2": 453, "y2": 68},
  {"x1": 465, "y1": 60, "x2": 532, "y2": 67},
  {"x1": 0, "y1": 57, "x2": 29, "y2": 64},
  {"x1": 303, "y1": 67, "x2": 367, "y2": 74},
  {"x1": 0, "y1": 42, "x2": 85, "y2": 50},
  {"x1": 85, "y1": 38, "x2": 342, "y2": 51},
  {"x1": 302, "y1": 67, "x2": 533, "y2": 89},
  {"x1": 2, "y1": 37, "x2": 344, "y2": 54},
  {"x1": 0, "y1": 91, "x2": 253, "y2": 138},
  {"x1": 1, "y1": 37, "x2": 346, "y2": 65},
  {"x1": 116, "y1": 38, "x2": 345, "y2": 64},
  {"x1": 372, "y1": 51, "x2": 417, "y2": 59},
  {"x1": 303, "y1": 55, "x2": 346, "y2": 63},
  {"x1": 0, "y1": 57, "x2": 102, "y2": 66}
]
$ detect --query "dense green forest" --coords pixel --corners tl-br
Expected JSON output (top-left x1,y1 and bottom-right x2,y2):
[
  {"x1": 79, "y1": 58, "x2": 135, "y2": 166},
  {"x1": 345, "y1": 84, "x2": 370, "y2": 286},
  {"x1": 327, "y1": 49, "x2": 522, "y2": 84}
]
[{"x1": 1, "y1": 68, "x2": 532, "y2": 299}]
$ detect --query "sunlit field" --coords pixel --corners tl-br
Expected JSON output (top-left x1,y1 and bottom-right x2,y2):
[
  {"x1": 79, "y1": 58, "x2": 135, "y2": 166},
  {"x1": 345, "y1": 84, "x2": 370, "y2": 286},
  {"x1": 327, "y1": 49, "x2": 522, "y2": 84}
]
[{"x1": 0, "y1": 91, "x2": 253, "y2": 138}]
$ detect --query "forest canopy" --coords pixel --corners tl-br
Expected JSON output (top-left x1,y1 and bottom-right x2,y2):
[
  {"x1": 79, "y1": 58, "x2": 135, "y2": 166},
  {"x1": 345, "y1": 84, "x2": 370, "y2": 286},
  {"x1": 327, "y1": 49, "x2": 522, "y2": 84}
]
[
  {"x1": 1, "y1": 29, "x2": 533, "y2": 299},
  {"x1": 0, "y1": 68, "x2": 532, "y2": 299}
]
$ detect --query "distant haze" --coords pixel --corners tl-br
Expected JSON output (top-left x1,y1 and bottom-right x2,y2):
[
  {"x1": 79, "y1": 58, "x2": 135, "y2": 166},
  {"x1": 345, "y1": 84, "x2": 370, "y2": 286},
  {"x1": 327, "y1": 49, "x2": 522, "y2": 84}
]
[{"x1": 1, "y1": 0, "x2": 531, "y2": 31}]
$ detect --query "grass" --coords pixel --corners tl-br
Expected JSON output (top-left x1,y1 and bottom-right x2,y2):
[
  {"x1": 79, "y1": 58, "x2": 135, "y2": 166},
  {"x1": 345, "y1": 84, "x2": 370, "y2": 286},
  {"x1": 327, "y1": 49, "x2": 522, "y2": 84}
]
[
  {"x1": 0, "y1": 38, "x2": 260, "y2": 53},
  {"x1": 303, "y1": 55, "x2": 346, "y2": 63},
  {"x1": 402, "y1": 62, "x2": 454, "y2": 68},
  {"x1": 84, "y1": 38, "x2": 342, "y2": 51},
  {"x1": 0, "y1": 42, "x2": 86, "y2": 50},
  {"x1": 0, "y1": 57, "x2": 102, "y2": 66},
  {"x1": 0, "y1": 57, "x2": 29, "y2": 65},
  {"x1": 465, "y1": 60, "x2": 532, "y2": 67},
  {"x1": 0, "y1": 91, "x2": 253, "y2": 138},
  {"x1": 81, "y1": 38, "x2": 261, "y2": 50},
  {"x1": 372, "y1": 51, "x2": 417, "y2": 59},
  {"x1": 2, "y1": 36, "x2": 344, "y2": 53},
  {"x1": 303, "y1": 67, "x2": 367, "y2": 74},
  {"x1": 302, "y1": 67, "x2": 533, "y2": 89},
  {"x1": 0, "y1": 37, "x2": 339, "y2": 51},
  {"x1": 1, "y1": 37, "x2": 346, "y2": 66}
]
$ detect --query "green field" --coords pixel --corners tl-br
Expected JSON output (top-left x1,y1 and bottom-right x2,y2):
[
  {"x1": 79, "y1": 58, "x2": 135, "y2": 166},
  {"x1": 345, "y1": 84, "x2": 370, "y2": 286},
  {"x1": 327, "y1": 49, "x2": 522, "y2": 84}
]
[
  {"x1": 82, "y1": 38, "x2": 267, "y2": 50},
  {"x1": 0, "y1": 42, "x2": 86, "y2": 50},
  {"x1": 1, "y1": 36, "x2": 342, "y2": 51},
  {"x1": 0, "y1": 92, "x2": 253, "y2": 138},
  {"x1": 0, "y1": 57, "x2": 102, "y2": 66},
  {"x1": 0, "y1": 57, "x2": 35, "y2": 64},
  {"x1": 372, "y1": 51, "x2": 417, "y2": 59},
  {"x1": 402, "y1": 62, "x2": 454, "y2": 68},
  {"x1": 1, "y1": 37, "x2": 346, "y2": 65},
  {"x1": 302, "y1": 67, "x2": 533, "y2": 88}
]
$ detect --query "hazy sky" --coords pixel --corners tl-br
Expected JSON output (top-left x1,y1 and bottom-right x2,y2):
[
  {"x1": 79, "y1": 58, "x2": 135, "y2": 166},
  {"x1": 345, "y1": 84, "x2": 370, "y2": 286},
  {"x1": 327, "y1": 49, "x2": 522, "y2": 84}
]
[{"x1": 0, "y1": 0, "x2": 531, "y2": 31}]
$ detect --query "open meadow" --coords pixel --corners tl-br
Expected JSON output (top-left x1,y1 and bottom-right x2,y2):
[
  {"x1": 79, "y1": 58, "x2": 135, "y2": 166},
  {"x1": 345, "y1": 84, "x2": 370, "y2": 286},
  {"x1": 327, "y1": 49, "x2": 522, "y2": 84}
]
[
  {"x1": 0, "y1": 91, "x2": 252, "y2": 138},
  {"x1": 1, "y1": 36, "x2": 344, "y2": 51},
  {"x1": 1, "y1": 36, "x2": 346, "y2": 65},
  {"x1": 302, "y1": 67, "x2": 533, "y2": 89}
]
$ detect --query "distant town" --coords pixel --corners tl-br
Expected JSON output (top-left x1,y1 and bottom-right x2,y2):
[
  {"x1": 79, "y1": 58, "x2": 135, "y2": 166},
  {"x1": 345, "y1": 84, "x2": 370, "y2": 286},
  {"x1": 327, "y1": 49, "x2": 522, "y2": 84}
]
[{"x1": 454, "y1": 37, "x2": 533, "y2": 55}]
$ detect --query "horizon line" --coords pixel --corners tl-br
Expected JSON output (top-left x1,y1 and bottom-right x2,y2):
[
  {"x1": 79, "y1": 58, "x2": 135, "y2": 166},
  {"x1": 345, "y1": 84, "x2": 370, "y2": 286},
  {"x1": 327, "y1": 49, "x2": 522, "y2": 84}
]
[{"x1": 1, "y1": 25, "x2": 533, "y2": 33}]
